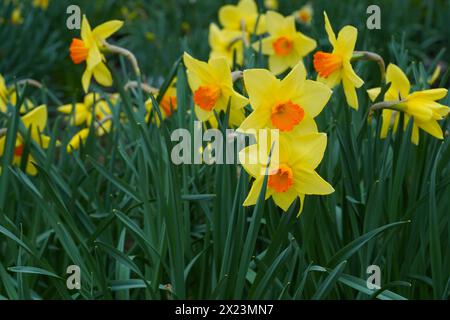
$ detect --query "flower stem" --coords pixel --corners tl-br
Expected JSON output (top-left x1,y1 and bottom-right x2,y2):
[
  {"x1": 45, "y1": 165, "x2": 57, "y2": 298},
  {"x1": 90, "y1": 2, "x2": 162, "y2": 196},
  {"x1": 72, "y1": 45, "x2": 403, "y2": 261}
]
[
  {"x1": 352, "y1": 51, "x2": 386, "y2": 81},
  {"x1": 369, "y1": 100, "x2": 405, "y2": 113},
  {"x1": 124, "y1": 81, "x2": 158, "y2": 95},
  {"x1": 103, "y1": 40, "x2": 141, "y2": 77},
  {"x1": 16, "y1": 79, "x2": 43, "y2": 89}
]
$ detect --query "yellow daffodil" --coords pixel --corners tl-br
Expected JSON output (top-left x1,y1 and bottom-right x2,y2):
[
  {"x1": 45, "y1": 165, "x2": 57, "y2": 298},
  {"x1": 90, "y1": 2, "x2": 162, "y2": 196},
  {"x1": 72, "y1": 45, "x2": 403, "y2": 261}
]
[
  {"x1": 11, "y1": 7, "x2": 23, "y2": 25},
  {"x1": 264, "y1": 0, "x2": 278, "y2": 10},
  {"x1": 183, "y1": 52, "x2": 248, "y2": 127},
  {"x1": 33, "y1": 0, "x2": 49, "y2": 10},
  {"x1": 313, "y1": 12, "x2": 364, "y2": 110},
  {"x1": 253, "y1": 11, "x2": 316, "y2": 75},
  {"x1": 294, "y1": 3, "x2": 313, "y2": 26},
  {"x1": 69, "y1": 15, "x2": 123, "y2": 93},
  {"x1": 0, "y1": 105, "x2": 51, "y2": 175},
  {"x1": 209, "y1": 23, "x2": 245, "y2": 66},
  {"x1": 238, "y1": 62, "x2": 331, "y2": 136},
  {"x1": 0, "y1": 74, "x2": 35, "y2": 113},
  {"x1": 58, "y1": 92, "x2": 112, "y2": 131},
  {"x1": 239, "y1": 133, "x2": 334, "y2": 215},
  {"x1": 145, "y1": 85, "x2": 177, "y2": 125},
  {"x1": 219, "y1": 0, "x2": 266, "y2": 35},
  {"x1": 367, "y1": 63, "x2": 449, "y2": 145}
]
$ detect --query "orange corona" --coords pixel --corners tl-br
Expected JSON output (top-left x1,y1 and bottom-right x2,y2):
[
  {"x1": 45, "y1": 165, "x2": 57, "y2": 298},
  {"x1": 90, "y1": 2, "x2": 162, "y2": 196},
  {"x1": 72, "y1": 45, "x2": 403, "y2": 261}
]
[
  {"x1": 193, "y1": 85, "x2": 221, "y2": 111},
  {"x1": 70, "y1": 38, "x2": 89, "y2": 64},
  {"x1": 272, "y1": 36, "x2": 294, "y2": 56},
  {"x1": 268, "y1": 164, "x2": 294, "y2": 193},
  {"x1": 313, "y1": 51, "x2": 343, "y2": 78},
  {"x1": 271, "y1": 100, "x2": 305, "y2": 131}
]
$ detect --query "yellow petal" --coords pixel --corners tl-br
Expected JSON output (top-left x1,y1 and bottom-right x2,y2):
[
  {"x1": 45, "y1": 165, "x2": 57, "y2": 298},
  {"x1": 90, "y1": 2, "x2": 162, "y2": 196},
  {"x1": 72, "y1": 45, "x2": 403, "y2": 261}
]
[
  {"x1": 237, "y1": 108, "x2": 271, "y2": 131},
  {"x1": 343, "y1": 61, "x2": 364, "y2": 88},
  {"x1": 243, "y1": 68, "x2": 279, "y2": 110},
  {"x1": 294, "y1": 167, "x2": 334, "y2": 195},
  {"x1": 81, "y1": 15, "x2": 94, "y2": 47},
  {"x1": 408, "y1": 88, "x2": 448, "y2": 101},
  {"x1": 21, "y1": 104, "x2": 47, "y2": 139},
  {"x1": 268, "y1": 54, "x2": 289, "y2": 75},
  {"x1": 93, "y1": 20, "x2": 123, "y2": 40},
  {"x1": 92, "y1": 62, "x2": 113, "y2": 87},
  {"x1": 415, "y1": 119, "x2": 444, "y2": 140},
  {"x1": 218, "y1": 5, "x2": 240, "y2": 31},
  {"x1": 0, "y1": 136, "x2": 5, "y2": 155},
  {"x1": 67, "y1": 128, "x2": 90, "y2": 153},
  {"x1": 266, "y1": 10, "x2": 295, "y2": 36},
  {"x1": 342, "y1": 76, "x2": 359, "y2": 110},
  {"x1": 194, "y1": 105, "x2": 213, "y2": 122},
  {"x1": 411, "y1": 123, "x2": 420, "y2": 145},
  {"x1": 335, "y1": 25, "x2": 358, "y2": 58},
  {"x1": 290, "y1": 133, "x2": 327, "y2": 169},
  {"x1": 272, "y1": 188, "x2": 298, "y2": 211},
  {"x1": 317, "y1": 69, "x2": 342, "y2": 88},
  {"x1": 183, "y1": 52, "x2": 215, "y2": 87},
  {"x1": 25, "y1": 156, "x2": 38, "y2": 176},
  {"x1": 293, "y1": 80, "x2": 332, "y2": 118},
  {"x1": 82, "y1": 69, "x2": 92, "y2": 93},
  {"x1": 243, "y1": 177, "x2": 273, "y2": 206},
  {"x1": 367, "y1": 87, "x2": 381, "y2": 102},
  {"x1": 280, "y1": 62, "x2": 306, "y2": 98},
  {"x1": 386, "y1": 64, "x2": 410, "y2": 98},
  {"x1": 209, "y1": 57, "x2": 232, "y2": 86},
  {"x1": 380, "y1": 109, "x2": 396, "y2": 139},
  {"x1": 239, "y1": 144, "x2": 263, "y2": 178},
  {"x1": 293, "y1": 32, "x2": 317, "y2": 57}
]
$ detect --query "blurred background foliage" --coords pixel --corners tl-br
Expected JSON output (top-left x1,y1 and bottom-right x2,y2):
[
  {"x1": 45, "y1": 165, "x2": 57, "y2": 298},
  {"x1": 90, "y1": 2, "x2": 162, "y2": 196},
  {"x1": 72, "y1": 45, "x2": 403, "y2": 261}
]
[{"x1": 1, "y1": 0, "x2": 449, "y2": 97}]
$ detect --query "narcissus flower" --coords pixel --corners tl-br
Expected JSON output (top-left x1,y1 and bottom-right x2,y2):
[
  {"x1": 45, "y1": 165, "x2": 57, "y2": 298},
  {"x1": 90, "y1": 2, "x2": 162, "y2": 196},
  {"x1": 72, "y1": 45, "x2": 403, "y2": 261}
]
[
  {"x1": 145, "y1": 85, "x2": 178, "y2": 125},
  {"x1": 209, "y1": 23, "x2": 246, "y2": 66},
  {"x1": 313, "y1": 12, "x2": 364, "y2": 110},
  {"x1": 11, "y1": 7, "x2": 23, "y2": 25},
  {"x1": 238, "y1": 62, "x2": 331, "y2": 136},
  {"x1": 367, "y1": 63, "x2": 449, "y2": 145},
  {"x1": 264, "y1": 0, "x2": 278, "y2": 10},
  {"x1": 219, "y1": 0, "x2": 266, "y2": 35},
  {"x1": 183, "y1": 52, "x2": 248, "y2": 127},
  {"x1": 33, "y1": 0, "x2": 50, "y2": 10},
  {"x1": 239, "y1": 133, "x2": 334, "y2": 215},
  {"x1": 294, "y1": 3, "x2": 313, "y2": 26},
  {"x1": 0, "y1": 105, "x2": 51, "y2": 175},
  {"x1": 253, "y1": 11, "x2": 316, "y2": 75},
  {"x1": 0, "y1": 74, "x2": 36, "y2": 113},
  {"x1": 70, "y1": 15, "x2": 123, "y2": 93},
  {"x1": 58, "y1": 92, "x2": 112, "y2": 130}
]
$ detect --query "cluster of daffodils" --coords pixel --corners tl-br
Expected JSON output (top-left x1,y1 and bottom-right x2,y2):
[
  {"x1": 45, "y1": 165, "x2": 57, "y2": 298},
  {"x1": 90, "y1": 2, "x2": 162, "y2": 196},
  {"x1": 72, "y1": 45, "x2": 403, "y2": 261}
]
[{"x1": 1, "y1": 1, "x2": 448, "y2": 218}]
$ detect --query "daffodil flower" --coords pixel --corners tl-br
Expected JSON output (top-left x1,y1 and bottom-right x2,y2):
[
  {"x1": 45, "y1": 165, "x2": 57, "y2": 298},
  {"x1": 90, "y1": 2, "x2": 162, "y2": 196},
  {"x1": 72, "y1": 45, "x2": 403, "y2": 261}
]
[
  {"x1": 239, "y1": 133, "x2": 334, "y2": 215},
  {"x1": 219, "y1": 0, "x2": 266, "y2": 35},
  {"x1": 0, "y1": 74, "x2": 37, "y2": 113},
  {"x1": 238, "y1": 62, "x2": 331, "y2": 136},
  {"x1": 313, "y1": 12, "x2": 364, "y2": 110},
  {"x1": 0, "y1": 105, "x2": 51, "y2": 175},
  {"x1": 69, "y1": 15, "x2": 123, "y2": 93},
  {"x1": 294, "y1": 3, "x2": 313, "y2": 26},
  {"x1": 264, "y1": 0, "x2": 278, "y2": 10},
  {"x1": 145, "y1": 84, "x2": 178, "y2": 126},
  {"x1": 367, "y1": 63, "x2": 449, "y2": 145},
  {"x1": 58, "y1": 92, "x2": 112, "y2": 130},
  {"x1": 33, "y1": 0, "x2": 49, "y2": 10},
  {"x1": 209, "y1": 23, "x2": 246, "y2": 66},
  {"x1": 183, "y1": 52, "x2": 248, "y2": 127},
  {"x1": 253, "y1": 11, "x2": 316, "y2": 75}
]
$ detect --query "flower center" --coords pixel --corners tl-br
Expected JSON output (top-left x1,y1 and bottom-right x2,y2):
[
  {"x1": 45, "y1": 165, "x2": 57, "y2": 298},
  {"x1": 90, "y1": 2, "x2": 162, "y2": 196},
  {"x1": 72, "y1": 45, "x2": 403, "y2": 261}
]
[
  {"x1": 299, "y1": 11, "x2": 310, "y2": 23},
  {"x1": 160, "y1": 95, "x2": 177, "y2": 117},
  {"x1": 271, "y1": 100, "x2": 305, "y2": 132},
  {"x1": 14, "y1": 144, "x2": 24, "y2": 157},
  {"x1": 273, "y1": 36, "x2": 294, "y2": 56},
  {"x1": 70, "y1": 38, "x2": 89, "y2": 64},
  {"x1": 268, "y1": 164, "x2": 294, "y2": 193},
  {"x1": 193, "y1": 85, "x2": 221, "y2": 111},
  {"x1": 313, "y1": 51, "x2": 343, "y2": 78}
]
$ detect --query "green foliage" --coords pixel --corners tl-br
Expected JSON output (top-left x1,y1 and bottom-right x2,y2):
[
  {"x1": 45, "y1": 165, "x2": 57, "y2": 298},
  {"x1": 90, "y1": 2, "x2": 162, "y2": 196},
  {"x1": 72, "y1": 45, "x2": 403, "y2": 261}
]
[{"x1": 0, "y1": 0, "x2": 449, "y2": 300}]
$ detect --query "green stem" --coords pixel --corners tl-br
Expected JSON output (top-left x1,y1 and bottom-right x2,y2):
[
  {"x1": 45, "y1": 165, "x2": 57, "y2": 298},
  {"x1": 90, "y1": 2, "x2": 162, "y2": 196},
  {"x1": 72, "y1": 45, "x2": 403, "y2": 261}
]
[{"x1": 352, "y1": 50, "x2": 386, "y2": 81}]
